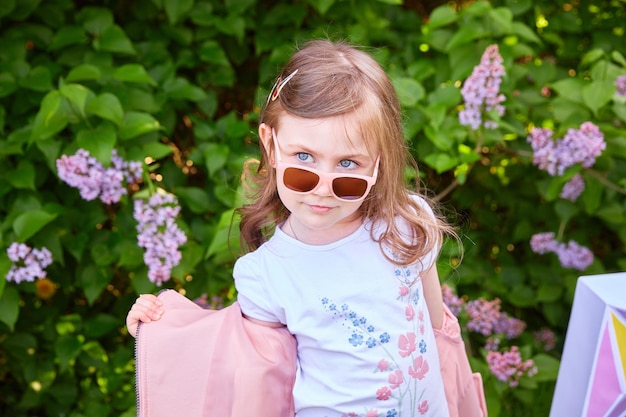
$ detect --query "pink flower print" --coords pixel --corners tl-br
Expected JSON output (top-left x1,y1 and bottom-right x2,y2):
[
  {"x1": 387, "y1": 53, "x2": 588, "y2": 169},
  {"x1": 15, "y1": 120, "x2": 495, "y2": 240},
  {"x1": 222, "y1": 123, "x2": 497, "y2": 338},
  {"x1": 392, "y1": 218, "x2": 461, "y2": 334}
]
[
  {"x1": 366, "y1": 410, "x2": 379, "y2": 417},
  {"x1": 418, "y1": 310, "x2": 424, "y2": 321},
  {"x1": 388, "y1": 370, "x2": 404, "y2": 389},
  {"x1": 406, "y1": 305, "x2": 415, "y2": 321},
  {"x1": 399, "y1": 285, "x2": 410, "y2": 296},
  {"x1": 420, "y1": 324, "x2": 425, "y2": 335},
  {"x1": 398, "y1": 332, "x2": 417, "y2": 357},
  {"x1": 378, "y1": 358, "x2": 389, "y2": 371},
  {"x1": 418, "y1": 400, "x2": 429, "y2": 414},
  {"x1": 409, "y1": 355, "x2": 430, "y2": 380},
  {"x1": 376, "y1": 386, "x2": 392, "y2": 400}
]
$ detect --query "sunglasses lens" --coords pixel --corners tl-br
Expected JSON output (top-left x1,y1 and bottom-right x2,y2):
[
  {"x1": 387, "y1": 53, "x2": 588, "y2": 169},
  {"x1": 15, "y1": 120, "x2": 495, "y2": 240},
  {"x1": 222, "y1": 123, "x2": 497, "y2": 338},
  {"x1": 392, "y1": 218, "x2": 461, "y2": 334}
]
[
  {"x1": 332, "y1": 177, "x2": 368, "y2": 200},
  {"x1": 283, "y1": 167, "x2": 320, "y2": 192}
]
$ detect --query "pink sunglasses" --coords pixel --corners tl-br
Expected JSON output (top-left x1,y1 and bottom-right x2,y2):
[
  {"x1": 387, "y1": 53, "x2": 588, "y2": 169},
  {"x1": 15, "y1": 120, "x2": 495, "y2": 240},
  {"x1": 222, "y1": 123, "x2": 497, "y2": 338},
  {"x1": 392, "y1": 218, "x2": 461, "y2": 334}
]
[{"x1": 272, "y1": 129, "x2": 379, "y2": 202}]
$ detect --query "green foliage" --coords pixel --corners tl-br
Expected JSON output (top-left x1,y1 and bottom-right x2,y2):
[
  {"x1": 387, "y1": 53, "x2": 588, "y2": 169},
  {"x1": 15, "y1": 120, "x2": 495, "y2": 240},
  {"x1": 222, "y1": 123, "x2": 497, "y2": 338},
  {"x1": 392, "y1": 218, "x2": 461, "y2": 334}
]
[{"x1": 0, "y1": 0, "x2": 624, "y2": 416}]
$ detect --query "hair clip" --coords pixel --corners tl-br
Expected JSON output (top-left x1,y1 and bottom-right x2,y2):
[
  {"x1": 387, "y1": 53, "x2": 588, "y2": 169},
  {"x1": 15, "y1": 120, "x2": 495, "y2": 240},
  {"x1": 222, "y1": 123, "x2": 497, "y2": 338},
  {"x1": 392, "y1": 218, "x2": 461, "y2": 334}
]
[{"x1": 266, "y1": 69, "x2": 298, "y2": 105}]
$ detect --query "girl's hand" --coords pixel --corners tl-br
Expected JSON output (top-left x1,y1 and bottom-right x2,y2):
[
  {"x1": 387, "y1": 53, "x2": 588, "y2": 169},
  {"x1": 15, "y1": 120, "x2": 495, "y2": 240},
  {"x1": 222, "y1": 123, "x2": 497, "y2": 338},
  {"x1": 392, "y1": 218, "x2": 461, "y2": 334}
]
[{"x1": 126, "y1": 294, "x2": 164, "y2": 338}]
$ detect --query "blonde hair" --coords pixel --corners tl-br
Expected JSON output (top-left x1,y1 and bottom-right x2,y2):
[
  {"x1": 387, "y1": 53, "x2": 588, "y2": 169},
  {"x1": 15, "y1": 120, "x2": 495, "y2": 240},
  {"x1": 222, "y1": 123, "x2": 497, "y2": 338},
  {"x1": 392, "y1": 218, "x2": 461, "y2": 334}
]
[{"x1": 237, "y1": 39, "x2": 456, "y2": 266}]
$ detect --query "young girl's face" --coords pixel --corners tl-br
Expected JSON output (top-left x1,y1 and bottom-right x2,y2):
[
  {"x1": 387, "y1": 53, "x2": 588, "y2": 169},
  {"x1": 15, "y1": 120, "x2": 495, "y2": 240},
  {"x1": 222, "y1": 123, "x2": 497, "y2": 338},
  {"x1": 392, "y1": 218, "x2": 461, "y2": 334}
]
[{"x1": 260, "y1": 113, "x2": 379, "y2": 245}]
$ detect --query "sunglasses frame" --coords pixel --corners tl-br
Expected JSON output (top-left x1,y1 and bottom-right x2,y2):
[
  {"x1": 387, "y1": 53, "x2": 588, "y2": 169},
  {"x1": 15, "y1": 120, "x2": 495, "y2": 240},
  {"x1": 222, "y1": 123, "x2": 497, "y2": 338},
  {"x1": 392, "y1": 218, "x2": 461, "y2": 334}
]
[{"x1": 271, "y1": 129, "x2": 380, "y2": 202}]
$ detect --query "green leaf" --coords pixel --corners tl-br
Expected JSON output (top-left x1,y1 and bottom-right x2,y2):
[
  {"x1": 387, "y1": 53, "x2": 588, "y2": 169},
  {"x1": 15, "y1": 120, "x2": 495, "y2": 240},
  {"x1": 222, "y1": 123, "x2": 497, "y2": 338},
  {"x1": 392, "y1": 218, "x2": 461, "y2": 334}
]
[
  {"x1": 86, "y1": 93, "x2": 124, "y2": 126},
  {"x1": 0, "y1": 72, "x2": 18, "y2": 98},
  {"x1": 391, "y1": 77, "x2": 425, "y2": 107},
  {"x1": 176, "y1": 186, "x2": 213, "y2": 214},
  {"x1": 308, "y1": 0, "x2": 335, "y2": 14},
  {"x1": 31, "y1": 90, "x2": 69, "y2": 141},
  {"x1": 508, "y1": 285, "x2": 536, "y2": 307},
  {"x1": 113, "y1": 64, "x2": 156, "y2": 85},
  {"x1": 79, "y1": 264, "x2": 110, "y2": 305},
  {"x1": 206, "y1": 209, "x2": 236, "y2": 258},
  {"x1": 0, "y1": 0, "x2": 16, "y2": 18},
  {"x1": 581, "y1": 48, "x2": 605, "y2": 67},
  {"x1": 0, "y1": 257, "x2": 9, "y2": 298},
  {"x1": 536, "y1": 283, "x2": 563, "y2": 302},
  {"x1": 596, "y1": 202, "x2": 624, "y2": 224},
  {"x1": 204, "y1": 143, "x2": 229, "y2": 177},
  {"x1": 376, "y1": 0, "x2": 402, "y2": 4},
  {"x1": 582, "y1": 80, "x2": 616, "y2": 116},
  {"x1": 532, "y1": 353, "x2": 560, "y2": 382},
  {"x1": 5, "y1": 160, "x2": 35, "y2": 189},
  {"x1": 49, "y1": 25, "x2": 87, "y2": 50},
  {"x1": 76, "y1": 123, "x2": 117, "y2": 163},
  {"x1": 198, "y1": 40, "x2": 230, "y2": 66},
  {"x1": 554, "y1": 200, "x2": 580, "y2": 223},
  {"x1": 141, "y1": 141, "x2": 172, "y2": 160},
  {"x1": 13, "y1": 210, "x2": 58, "y2": 242},
  {"x1": 19, "y1": 66, "x2": 53, "y2": 92},
  {"x1": 163, "y1": 77, "x2": 208, "y2": 101},
  {"x1": 60, "y1": 84, "x2": 93, "y2": 119},
  {"x1": 0, "y1": 286, "x2": 20, "y2": 331},
  {"x1": 445, "y1": 24, "x2": 487, "y2": 51},
  {"x1": 511, "y1": 21, "x2": 542, "y2": 44},
  {"x1": 428, "y1": 5, "x2": 457, "y2": 29},
  {"x1": 215, "y1": 15, "x2": 245, "y2": 43},
  {"x1": 119, "y1": 112, "x2": 161, "y2": 140},
  {"x1": 424, "y1": 125, "x2": 455, "y2": 150},
  {"x1": 66, "y1": 64, "x2": 102, "y2": 82},
  {"x1": 55, "y1": 334, "x2": 83, "y2": 371},
  {"x1": 80, "y1": 7, "x2": 114, "y2": 35},
  {"x1": 164, "y1": 0, "x2": 194, "y2": 25},
  {"x1": 488, "y1": 7, "x2": 513, "y2": 35},
  {"x1": 94, "y1": 24, "x2": 135, "y2": 55},
  {"x1": 550, "y1": 78, "x2": 585, "y2": 104},
  {"x1": 423, "y1": 153, "x2": 459, "y2": 173}
]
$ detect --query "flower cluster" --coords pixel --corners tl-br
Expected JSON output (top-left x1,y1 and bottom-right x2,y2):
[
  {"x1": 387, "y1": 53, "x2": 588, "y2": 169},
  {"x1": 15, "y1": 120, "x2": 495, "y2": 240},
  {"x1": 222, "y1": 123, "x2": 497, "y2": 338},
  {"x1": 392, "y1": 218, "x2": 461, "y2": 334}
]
[
  {"x1": 442, "y1": 283, "x2": 465, "y2": 316},
  {"x1": 134, "y1": 192, "x2": 187, "y2": 285},
  {"x1": 534, "y1": 328, "x2": 557, "y2": 351},
  {"x1": 465, "y1": 297, "x2": 526, "y2": 339},
  {"x1": 486, "y1": 346, "x2": 537, "y2": 387},
  {"x1": 559, "y1": 173, "x2": 585, "y2": 201},
  {"x1": 57, "y1": 149, "x2": 142, "y2": 204},
  {"x1": 616, "y1": 75, "x2": 626, "y2": 97},
  {"x1": 527, "y1": 122, "x2": 606, "y2": 177},
  {"x1": 530, "y1": 232, "x2": 594, "y2": 270},
  {"x1": 6, "y1": 243, "x2": 53, "y2": 284},
  {"x1": 459, "y1": 44, "x2": 506, "y2": 130}
]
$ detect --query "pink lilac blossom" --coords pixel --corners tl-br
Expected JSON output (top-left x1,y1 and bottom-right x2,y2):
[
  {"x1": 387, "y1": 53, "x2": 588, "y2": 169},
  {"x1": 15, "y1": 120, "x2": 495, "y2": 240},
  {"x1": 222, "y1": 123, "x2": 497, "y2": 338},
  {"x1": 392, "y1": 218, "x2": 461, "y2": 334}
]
[
  {"x1": 485, "y1": 336, "x2": 501, "y2": 351},
  {"x1": 134, "y1": 192, "x2": 187, "y2": 285},
  {"x1": 56, "y1": 149, "x2": 142, "y2": 204},
  {"x1": 527, "y1": 122, "x2": 606, "y2": 176},
  {"x1": 6, "y1": 243, "x2": 53, "y2": 283},
  {"x1": 530, "y1": 233, "x2": 594, "y2": 270},
  {"x1": 459, "y1": 44, "x2": 506, "y2": 130},
  {"x1": 616, "y1": 75, "x2": 626, "y2": 97},
  {"x1": 486, "y1": 346, "x2": 537, "y2": 387},
  {"x1": 465, "y1": 298, "x2": 502, "y2": 336},
  {"x1": 534, "y1": 328, "x2": 557, "y2": 351},
  {"x1": 494, "y1": 314, "x2": 527, "y2": 339},
  {"x1": 560, "y1": 173, "x2": 585, "y2": 201},
  {"x1": 442, "y1": 283, "x2": 465, "y2": 316}
]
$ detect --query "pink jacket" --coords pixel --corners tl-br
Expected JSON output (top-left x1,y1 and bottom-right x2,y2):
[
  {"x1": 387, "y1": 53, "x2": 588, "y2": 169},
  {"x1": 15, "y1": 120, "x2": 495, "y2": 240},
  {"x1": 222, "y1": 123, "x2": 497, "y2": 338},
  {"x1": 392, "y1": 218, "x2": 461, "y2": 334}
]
[{"x1": 135, "y1": 290, "x2": 486, "y2": 417}]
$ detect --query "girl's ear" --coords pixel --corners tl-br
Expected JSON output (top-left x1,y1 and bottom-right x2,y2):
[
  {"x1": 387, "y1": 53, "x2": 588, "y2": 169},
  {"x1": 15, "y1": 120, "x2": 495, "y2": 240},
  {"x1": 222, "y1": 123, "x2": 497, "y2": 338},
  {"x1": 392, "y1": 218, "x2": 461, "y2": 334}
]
[{"x1": 259, "y1": 123, "x2": 275, "y2": 167}]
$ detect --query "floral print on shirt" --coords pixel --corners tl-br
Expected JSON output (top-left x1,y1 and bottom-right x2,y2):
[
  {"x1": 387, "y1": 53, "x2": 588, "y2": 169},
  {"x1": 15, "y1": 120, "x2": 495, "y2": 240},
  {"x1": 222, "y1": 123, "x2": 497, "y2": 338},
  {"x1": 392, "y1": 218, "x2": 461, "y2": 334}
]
[{"x1": 321, "y1": 263, "x2": 433, "y2": 417}]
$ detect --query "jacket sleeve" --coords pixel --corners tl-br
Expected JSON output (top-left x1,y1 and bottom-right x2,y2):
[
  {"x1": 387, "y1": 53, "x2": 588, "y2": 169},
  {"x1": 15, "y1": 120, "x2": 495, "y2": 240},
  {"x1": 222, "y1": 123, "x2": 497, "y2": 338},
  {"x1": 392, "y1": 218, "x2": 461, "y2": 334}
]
[
  {"x1": 434, "y1": 303, "x2": 488, "y2": 417},
  {"x1": 135, "y1": 290, "x2": 297, "y2": 417}
]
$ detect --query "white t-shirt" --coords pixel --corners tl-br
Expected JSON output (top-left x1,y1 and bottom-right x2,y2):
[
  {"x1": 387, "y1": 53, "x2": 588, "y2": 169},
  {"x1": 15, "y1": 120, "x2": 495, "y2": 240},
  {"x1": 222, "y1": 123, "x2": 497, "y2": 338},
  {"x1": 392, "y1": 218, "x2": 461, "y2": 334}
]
[{"x1": 234, "y1": 203, "x2": 450, "y2": 417}]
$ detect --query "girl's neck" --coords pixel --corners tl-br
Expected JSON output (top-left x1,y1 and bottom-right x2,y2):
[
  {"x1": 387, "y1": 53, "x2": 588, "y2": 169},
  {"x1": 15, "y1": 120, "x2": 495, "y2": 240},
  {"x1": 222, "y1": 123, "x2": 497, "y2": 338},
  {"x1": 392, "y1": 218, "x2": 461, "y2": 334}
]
[{"x1": 283, "y1": 214, "x2": 363, "y2": 245}]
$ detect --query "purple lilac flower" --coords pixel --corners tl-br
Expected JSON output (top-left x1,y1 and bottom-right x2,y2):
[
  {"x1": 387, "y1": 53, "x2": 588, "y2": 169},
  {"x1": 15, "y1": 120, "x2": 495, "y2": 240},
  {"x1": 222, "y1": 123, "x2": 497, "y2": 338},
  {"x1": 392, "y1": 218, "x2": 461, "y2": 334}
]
[
  {"x1": 527, "y1": 122, "x2": 606, "y2": 176},
  {"x1": 560, "y1": 173, "x2": 585, "y2": 201},
  {"x1": 6, "y1": 242, "x2": 53, "y2": 283},
  {"x1": 530, "y1": 232, "x2": 558, "y2": 254},
  {"x1": 465, "y1": 298, "x2": 502, "y2": 336},
  {"x1": 459, "y1": 44, "x2": 506, "y2": 130},
  {"x1": 194, "y1": 294, "x2": 225, "y2": 310},
  {"x1": 556, "y1": 240, "x2": 594, "y2": 270},
  {"x1": 534, "y1": 328, "x2": 557, "y2": 351},
  {"x1": 486, "y1": 346, "x2": 537, "y2": 387},
  {"x1": 134, "y1": 192, "x2": 187, "y2": 285},
  {"x1": 616, "y1": 75, "x2": 626, "y2": 97},
  {"x1": 530, "y1": 233, "x2": 594, "y2": 270},
  {"x1": 494, "y1": 314, "x2": 526, "y2": 339},
  {"x1": 442, "y1": 284, "x2": 465, "y2": 316},
  {"x1": 485, "y1": 337, "x2": 501, "y2": 352},
  {"x1": 56, "y1": 149, "x2": 143, "y2": 204}
]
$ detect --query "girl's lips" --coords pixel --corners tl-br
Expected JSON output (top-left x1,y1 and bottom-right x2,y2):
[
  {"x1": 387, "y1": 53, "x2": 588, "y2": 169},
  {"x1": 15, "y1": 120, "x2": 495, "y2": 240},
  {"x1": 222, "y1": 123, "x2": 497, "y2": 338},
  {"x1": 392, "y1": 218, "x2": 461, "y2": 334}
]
[{"x1": 308, "y1": 204, "x2": 333, "y2": 214}]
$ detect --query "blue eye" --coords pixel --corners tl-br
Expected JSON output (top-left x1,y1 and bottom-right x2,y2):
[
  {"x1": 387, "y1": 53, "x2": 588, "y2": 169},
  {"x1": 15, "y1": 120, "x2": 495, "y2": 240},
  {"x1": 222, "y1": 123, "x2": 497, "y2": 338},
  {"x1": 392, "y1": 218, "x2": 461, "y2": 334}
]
[
  {"x1": 339, "y1": 160, "x2": 357, "y2": 169},
  {"x1": 296, "y1": 152, "x2": 312, "y2": 162}
]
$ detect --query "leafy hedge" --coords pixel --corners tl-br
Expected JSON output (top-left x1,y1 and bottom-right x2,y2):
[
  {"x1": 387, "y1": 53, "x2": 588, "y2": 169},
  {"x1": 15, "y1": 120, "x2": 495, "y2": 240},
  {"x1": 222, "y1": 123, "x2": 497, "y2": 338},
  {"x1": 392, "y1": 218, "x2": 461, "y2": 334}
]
[{"x1": 0, "y1": 0, "x2": 624, "y2": 416}]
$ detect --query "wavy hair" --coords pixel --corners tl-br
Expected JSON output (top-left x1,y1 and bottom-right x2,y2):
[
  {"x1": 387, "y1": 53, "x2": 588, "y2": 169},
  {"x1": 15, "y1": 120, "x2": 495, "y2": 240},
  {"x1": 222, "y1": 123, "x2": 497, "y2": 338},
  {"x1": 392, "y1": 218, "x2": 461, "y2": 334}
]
[{"x1": 237, "y1": 39, "x2": 457, "y2": 266}]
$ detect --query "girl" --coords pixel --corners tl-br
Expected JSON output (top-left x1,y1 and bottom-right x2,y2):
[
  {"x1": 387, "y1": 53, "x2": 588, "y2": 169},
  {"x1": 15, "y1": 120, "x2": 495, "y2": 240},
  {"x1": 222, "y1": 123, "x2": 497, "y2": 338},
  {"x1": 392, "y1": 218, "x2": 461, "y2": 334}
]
[{"x1": 128, "y1": 39, "x2": 459, "y2": 417}]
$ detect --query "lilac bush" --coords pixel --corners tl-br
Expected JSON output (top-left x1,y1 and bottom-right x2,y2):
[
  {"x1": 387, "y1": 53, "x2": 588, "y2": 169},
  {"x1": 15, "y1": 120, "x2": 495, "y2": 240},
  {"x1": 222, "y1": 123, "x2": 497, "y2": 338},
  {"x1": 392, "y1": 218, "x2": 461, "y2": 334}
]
[
  {"x1": 530, "y1": 232, "x2": 594, "y2": 271},
  {"x1": 133, "y1": 192, "x2": 187, "y2": 285},
  {"x1": 5, "y1": 243, "x2": 53, "y2": 284},
  {"x1": 486, "y1": 347, "x2": 538, "y2": 388},
  {"x1": 56, "y1": 149, "x2": 142, "y2": 204},
  {"x1": 459, "y1": 44, "x2": 506, "y2": 130}
]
